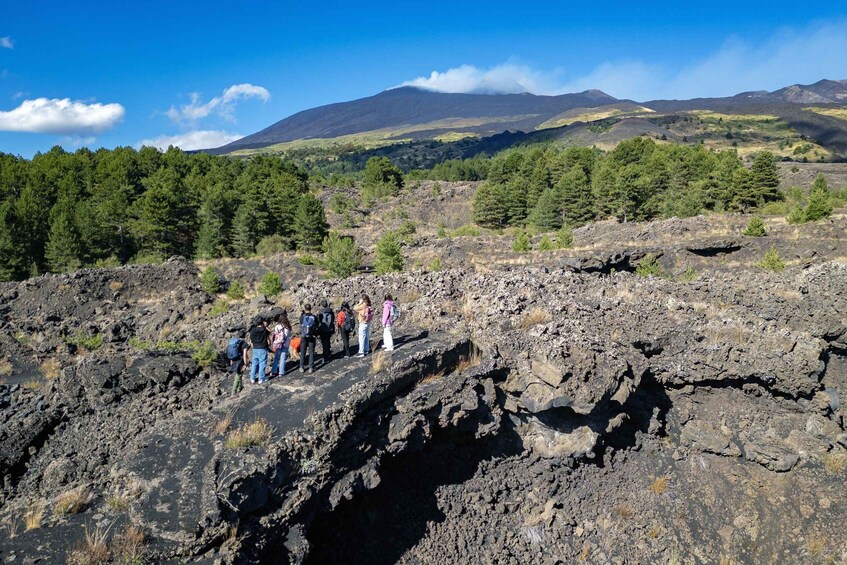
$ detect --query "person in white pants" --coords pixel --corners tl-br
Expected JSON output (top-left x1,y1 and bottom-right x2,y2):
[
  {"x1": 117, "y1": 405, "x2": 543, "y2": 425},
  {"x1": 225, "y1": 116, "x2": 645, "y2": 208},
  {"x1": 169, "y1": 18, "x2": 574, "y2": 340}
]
[{"x1": 381, "y1": 294, "x2": 396, "y2": 352}]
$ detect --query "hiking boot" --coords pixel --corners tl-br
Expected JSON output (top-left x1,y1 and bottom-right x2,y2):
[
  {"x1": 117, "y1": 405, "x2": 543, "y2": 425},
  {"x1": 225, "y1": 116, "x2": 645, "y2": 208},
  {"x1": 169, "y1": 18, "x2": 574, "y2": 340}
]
[
  {"x1": 308, "y1": 368, "x2": 314, "y2": 374},
  {"x1": 300, "y1": 367, "x2": 306, "y2": 373}
]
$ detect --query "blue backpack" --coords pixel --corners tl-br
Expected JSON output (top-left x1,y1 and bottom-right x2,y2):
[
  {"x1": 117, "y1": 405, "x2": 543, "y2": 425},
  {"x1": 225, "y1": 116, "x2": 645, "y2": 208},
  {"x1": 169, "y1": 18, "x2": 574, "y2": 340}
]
[
  {"x1": 226, "y1": 338, "x2": 242, "y2": 360},
  {"x1": 301, "y1": 313, "x2": 317, "y2": 338}
]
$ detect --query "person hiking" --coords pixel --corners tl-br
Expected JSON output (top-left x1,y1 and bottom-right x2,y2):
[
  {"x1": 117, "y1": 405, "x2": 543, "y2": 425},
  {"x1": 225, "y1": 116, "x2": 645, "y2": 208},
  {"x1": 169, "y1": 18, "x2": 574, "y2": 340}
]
[
  {"x1": 270, "y1": 312, "x2": 292, "y2": 378},
  {"x1": 317, "y1": 299, "x2": 335, "y2": 365},
  {"x1": 336, "y1": 301, "x2": 356, "y2": 358},
  {"x1": 299, "y1": 304, "x2": 318, "y2": 373},
  {"x1": 249, "y1": 316, "x2": 270, "y2": 385},
  {"x1": 353, "y1": 294, "x2": 373, "y2": 357},
  {"x1": 381, "y1": 294, "x2": 398, "y2": 352},
  {"x1": 226, "y1": 329, "x2": 250, "y2": 395}
]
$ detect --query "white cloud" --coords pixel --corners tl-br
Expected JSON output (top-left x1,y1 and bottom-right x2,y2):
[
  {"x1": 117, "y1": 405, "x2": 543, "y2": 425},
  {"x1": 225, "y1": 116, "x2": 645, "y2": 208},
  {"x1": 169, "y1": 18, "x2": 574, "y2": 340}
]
[
  {"x1": 0, "y1": 37, "x2": 12, "y2": 49},
  {"x1": 136, "y1": 130, "x2": 243, "y2": 151},
  {"x1": 166, "y1": 83, "x2": 270, "y2": 123},
  {"x1": 399, "y1": 21, "x2": 847, "y2": 101},
  {"x1": 400, "y1": 63, "x2": 559, "y2": 94},
  {"x1": 0, "y1": 98, "x2": 125, "y2": 134}
]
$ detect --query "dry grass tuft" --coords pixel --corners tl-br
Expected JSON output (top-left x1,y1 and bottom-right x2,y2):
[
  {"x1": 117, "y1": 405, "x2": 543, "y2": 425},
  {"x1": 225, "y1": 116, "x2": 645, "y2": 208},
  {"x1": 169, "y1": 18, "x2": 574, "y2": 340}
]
[
  {"x1": 22, "y1": 378, "x2": 42, "y2": 391},
  {"x1": 647, "y1": 525, "x2": 661, "y2": 539},
  {"x1": 67, "y1": 523, "x2": 111, "y2": 565},
  {"x1": 109, "y1": 281, "x2": 124, "y2": 292},
  {"x1": 214, "y1": 411, "x2": 236, "y2": 436},
  {"x1": 0, "y1": 357, "x2": 13, "y2": 377},
  {"x1": 223, "y1": 523, "x2": 243, "y2": 548},
  {"x1": 111, "y1": 524, "x2": 146, "y2": 564},
  {"x1": 520, "y1": 307, "x2": 552, "y2": 329},
  {"x1": 400, "y1": 290, "x2": 422, "y2": 303},
  {"x1": 806, "y1": 532, "x2": 827, "y2": 557},
  {"x1": 455, "y1": 349, "x2": 482, "y2": 373},
  {"x1": 648, "y1": 476, "x2": 670, "y2": 495},
  {"x1": 54, "y1": 487, "x2": 89, "y2": 516},
  {"x1": 106, "y1": 478, "x2": 145, "y2": 513},
  {"x1": 370, "y1": 351, "x2": 390, "y2": 375},
  {"x1": 612, "y1": 505, "x2": 635, "y2": 519},
  {"x1": 4, "y1": 517, "x2": 19, "y2": 539},
  {"x1": 822, "y1": 452, "x2": 847, "y2": 475},
  {"x1": 275, "y1": 292, "x2": 297, "y2": 311},
  {"x1": 40, "y1": 358, "x2": 62, "y2": 380},
  {"x1": 23, "y1": 501, "x2": 45, "y2": 531},
  {"x1": 225, "y1": 418, "x2": 273, "y2": 449},
  {"x1": 420, "y1": 371, "x2": 445, "y2": 385}
]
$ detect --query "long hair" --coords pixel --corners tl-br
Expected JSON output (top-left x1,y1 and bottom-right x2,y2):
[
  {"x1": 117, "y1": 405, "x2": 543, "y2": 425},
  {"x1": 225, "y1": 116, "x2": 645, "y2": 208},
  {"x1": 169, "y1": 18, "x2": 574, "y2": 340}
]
[
  {"x1": 363, "y1": 294, "x2": 371, "y2": 307},
  {"x1": 279, "y1": 312, "x2": 292, "y2": 331}
]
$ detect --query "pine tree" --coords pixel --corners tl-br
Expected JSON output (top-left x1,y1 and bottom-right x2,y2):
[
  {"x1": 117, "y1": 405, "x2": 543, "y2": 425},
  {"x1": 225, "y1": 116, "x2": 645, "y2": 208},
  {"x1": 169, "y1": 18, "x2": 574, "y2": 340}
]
[
  {"x1": 804, "y1": 179, "x2": 833, "y2": 222},
  {"x1": 200, "y1": 266, "x2": 221, "y2": 294},
  {"x1": 375, "y1": 231, "x2": 404, "y2": 274},
  {"x1": 230, "y1": 195, "x2": 268, "y2": 257},
  {"x1": 293, "y1": 193, "x2": 329, "y2": 251},
  {"x1": 750, "y1": 151, "x2": 780, "y2": 202},
  {"x1": 528, "y1": 188, "x2": 562, "y2": 231},
  {"x1": 472, "y1": 182, "x2": 509, "y2": 228},
  {"x1": 362, "y1": 156, "x2": 403, "y2": 201},
  {"x1": 512, "y1": 230, "x2": 531, "y2": 253},
  {"x1": 504, "y1": 179, "x2": 529, "y2": 226},
  {"x1": 45, "y1": 205, "x2": 83, "y2": 272},
  {"x1": 538, "y1": 234, "x2": 555, "y2": 251},
  {"x1": 730, "y1": 167, "x2": 759, "y2": 211},
  {"x1": 558, "y1": 166, "x2": 594, "y2": 227},
  {"x1": 322, "y1": 232, "x2": 362, "y2": 278},
  {"x1": 0, "y1": 200, "x2": 23, "y2": 281},
  {"x1": 743, "y1": 216, "x2": 767, "y2": 237},
  {"x1": 555, "y1": 225, "x2": 574, "y2": 249}
]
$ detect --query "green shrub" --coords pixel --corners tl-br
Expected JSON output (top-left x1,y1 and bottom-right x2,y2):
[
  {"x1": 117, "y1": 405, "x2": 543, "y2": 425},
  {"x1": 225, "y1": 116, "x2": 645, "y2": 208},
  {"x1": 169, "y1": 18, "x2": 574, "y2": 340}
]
[
  {"x1": 786, "y1": 205, "x2": 806, "y2": 224},
  {"x1": 428, "y1": 257, "x2": 443, "y2": 271},
  {"x1": 226, "y1": 280, "x2": 245, "y2": 300},
  {"x1": 636, "y1": 254, "x2": 667, "y2": 278},
  {"x1": 555, "y1": 226, "x2": 574, "y2": 249},
  {"x1": 538, "y1": 234, "x2": 555, "y2": 251},
  {"x1": 743, "y1": 217, "x2": 767, "y2": 237},
  {"x1": 298, "y1": 254, "x2": 318, "y2": 266},
  {"x1": 128, "y1": 337, "x2": 154, "y2": 350},
  {"x1": 512, "y1": 231, "x2": 531, "y2": 253},
  {"x1": 66, "y1": 332, "x2": 104, "y2": 351},
  {"x1": 437, "y1": 225, "x2": 449, "y2": 238},
  {"x1": 191, "y1": 341, "x2": 217, "y2": 368},
  {"x1": 257, "y1": 272, "x2": 282, "y2": 297},
  {"x1": 804, "y1": 188, "x2": 833, "y2": 222},
  {"x1": 200, "y1": 266, "x2": 221, "y2": 293},
  {"x1": 678, "y1": 266, "x2": 698, "y2": 282},
  {"x1": 255, "y1": 234, "x2": 290, "y2": 256},
  {"x1": 322, "y1": 232, "x2": 363, "y2": 279},
  {"x1": 398, "y1": 220, "x2": 417, "y2": 238},
  {"x1": 758, "y1": 246, "x2": 785, "y2": 272},
  {"x1": 210, "y1": 299, "x2": 229, "y2": 316},
  {"x1": 328, "y1": 193, "x2": 353, "y2": 214},
  {"x1": 375, "y1": 231, "x2": 404, "y2": 274},
  {"x1": 94, "y1": 255, "x2": 121, "y2": 269},
  {"x1": 130, "y1": 251, "x2": 165, "y2": 265},
  {"x1": 450, "y1": 224, "x2": 481, "y2": 237}
]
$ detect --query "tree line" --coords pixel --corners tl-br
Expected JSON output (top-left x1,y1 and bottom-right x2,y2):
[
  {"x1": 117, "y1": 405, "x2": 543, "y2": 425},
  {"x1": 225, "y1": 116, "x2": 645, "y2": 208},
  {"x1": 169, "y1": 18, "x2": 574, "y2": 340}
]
[{"x1": 0, "y1": 146, "x2": 329, "y2": 281}]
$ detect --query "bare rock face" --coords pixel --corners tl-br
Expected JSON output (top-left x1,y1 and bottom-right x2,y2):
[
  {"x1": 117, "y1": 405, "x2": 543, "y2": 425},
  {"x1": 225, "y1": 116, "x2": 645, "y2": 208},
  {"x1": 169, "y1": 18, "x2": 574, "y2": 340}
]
[{"x1": 1, "y1": 233, "x2": 847, "y2": 565}]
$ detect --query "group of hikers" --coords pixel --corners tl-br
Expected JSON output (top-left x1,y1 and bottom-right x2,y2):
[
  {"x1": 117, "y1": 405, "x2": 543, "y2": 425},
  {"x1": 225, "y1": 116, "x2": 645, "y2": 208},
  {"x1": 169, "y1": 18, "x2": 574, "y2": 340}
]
[{"x1": 225, "y1": 293, "x2": 399, "y2": 394}]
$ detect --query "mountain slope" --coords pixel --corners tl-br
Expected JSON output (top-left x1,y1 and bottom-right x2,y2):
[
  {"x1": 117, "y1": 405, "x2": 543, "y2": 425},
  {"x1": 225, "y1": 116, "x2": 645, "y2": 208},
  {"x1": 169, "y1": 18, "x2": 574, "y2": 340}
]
[{"x1": 208, "y1": 87, "x2": 620, "y2": 154}]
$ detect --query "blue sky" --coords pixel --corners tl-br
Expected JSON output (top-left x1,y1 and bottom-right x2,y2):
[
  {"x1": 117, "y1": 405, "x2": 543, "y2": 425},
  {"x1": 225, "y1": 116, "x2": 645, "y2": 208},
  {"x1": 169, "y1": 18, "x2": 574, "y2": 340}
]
[{"x1": 1, "y1": 1, "x2": 846, "y2": 157}]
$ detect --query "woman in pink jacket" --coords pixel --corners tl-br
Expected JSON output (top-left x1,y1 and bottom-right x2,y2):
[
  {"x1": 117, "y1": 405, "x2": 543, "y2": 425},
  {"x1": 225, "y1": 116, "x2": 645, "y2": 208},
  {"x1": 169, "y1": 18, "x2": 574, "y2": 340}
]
[{"x1": 381, "y1": 294, "x2": 397, "y2": 352}]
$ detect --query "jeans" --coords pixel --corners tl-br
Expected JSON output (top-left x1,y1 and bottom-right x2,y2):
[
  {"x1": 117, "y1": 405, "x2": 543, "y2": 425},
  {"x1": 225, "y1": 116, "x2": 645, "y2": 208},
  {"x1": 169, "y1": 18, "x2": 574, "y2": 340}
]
[
  {"x1": 300, "y1": 337, "x2": 316, "y2": 371},
  {"x1": 358, "y1": 322, "x2": 370, "y2": 355},
  {"x1": 271, "y1": 348, "x2": 287, "y2": 376},
  {"x1": 251, "y1": 348, "x2": 268, "y2": 383},
  {"x1": 319, "y1": 333, "x2": 332, "y2": 362},
  {"x1": 382, "y1": 325, "x2": 394, "y2": 351},
  {"x1": 341, "y1": 330, "x2": 351, "y2": 357}
]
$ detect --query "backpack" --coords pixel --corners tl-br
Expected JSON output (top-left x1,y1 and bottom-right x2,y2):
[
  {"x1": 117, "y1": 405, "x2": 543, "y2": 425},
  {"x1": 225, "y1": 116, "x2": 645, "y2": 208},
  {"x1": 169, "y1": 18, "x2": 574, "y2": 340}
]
[
  {"x1": 390, "y1": 303, "x2": 399, "y2": 323},
  {"x1": 319, "y1": 310, "x2": 334, "y2": 334},
  {"x1": 364, "y1": 306, "x2": 373, "y2": 323},
  {"x1": 272, "y1": 329, "x2": 285, "y2": 352},
  {"x1": 226, "y1": 338, "x2": 242, "y2": 360},
  {"x1": 342, "y1": 309, "x2": 355, "y2": 332},
  {"x1": 301, "y1": 313, "x2": 316, "y2": 338}
]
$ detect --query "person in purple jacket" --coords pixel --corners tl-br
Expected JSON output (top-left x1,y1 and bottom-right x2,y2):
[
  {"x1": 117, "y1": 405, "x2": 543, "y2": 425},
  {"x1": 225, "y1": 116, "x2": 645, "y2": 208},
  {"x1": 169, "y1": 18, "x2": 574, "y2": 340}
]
[{"x1": 381, "y1": 294, "x2": 398, "y2": 352}]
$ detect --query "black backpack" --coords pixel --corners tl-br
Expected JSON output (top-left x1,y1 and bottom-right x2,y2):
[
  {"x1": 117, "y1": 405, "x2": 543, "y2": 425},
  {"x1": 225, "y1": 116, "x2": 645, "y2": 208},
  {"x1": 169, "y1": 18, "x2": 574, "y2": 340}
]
[
  {"x1": 342, "y1": 309, "x2": 355, "y2": 332},
  {"x1": 319, "y1": 310, "x2": 334, "y2": 334}
]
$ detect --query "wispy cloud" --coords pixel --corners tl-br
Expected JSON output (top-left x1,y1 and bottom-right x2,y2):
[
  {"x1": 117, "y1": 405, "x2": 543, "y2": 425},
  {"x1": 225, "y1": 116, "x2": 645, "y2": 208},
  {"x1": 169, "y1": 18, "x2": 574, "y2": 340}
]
[
  {"x1": 166, "y1": 83, "x2": 270, "y2": 124},
  {"x1": 400, "y1": 21, "x2": 847, "y2": 100},
  {"x1": 0, "y1": 98, "x2": 125, "y2": 134},
  {"x1": 400, "y1": 62, "x2": 559, "y2": 94},
  {"x1": 136, "y1": 130, "x2": 243, "y2": 151},
  {"x1": 0, "y1": 37, "x2": 13, "y2": 49}
]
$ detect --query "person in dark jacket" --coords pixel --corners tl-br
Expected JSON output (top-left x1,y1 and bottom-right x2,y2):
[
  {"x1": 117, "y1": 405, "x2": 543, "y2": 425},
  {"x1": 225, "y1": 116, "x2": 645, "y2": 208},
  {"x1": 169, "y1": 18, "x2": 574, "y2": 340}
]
[
  {"x1": 317, "y1": 299, "x2": 335, "y2": 364},
  {"x1": 248, "y1": 316, "x2": 270, "y2": 384},
  {"x1": 227, "y1": 329, "x2": 250, "y2": 395},
  {"x1": 336, "y1": 302, "x2": 355, "y2": 358},
  {"x1": 299, "y1": 304, "x2": 318, "y2": 373}
]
